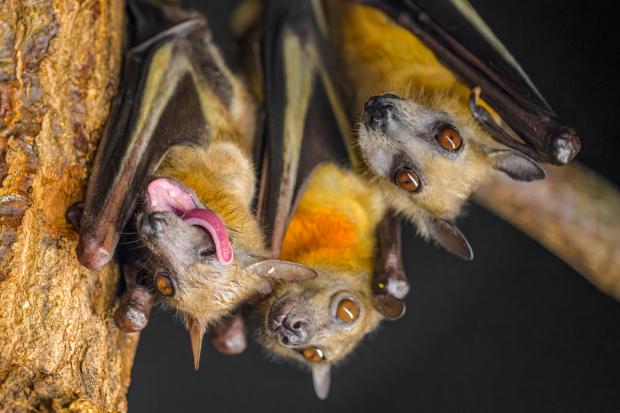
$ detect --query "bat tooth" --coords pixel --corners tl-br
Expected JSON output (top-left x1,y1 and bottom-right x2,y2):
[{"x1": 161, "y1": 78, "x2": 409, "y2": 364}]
[
  {"x1": 188, "y1": 317, "x2": 206, "y2": 370},
  {"x1": 169, "y1": 190, "x2": 177, "y2": 198},
  {"x1": 151, "y1": 200, "x2": 158, "y2": 207}
]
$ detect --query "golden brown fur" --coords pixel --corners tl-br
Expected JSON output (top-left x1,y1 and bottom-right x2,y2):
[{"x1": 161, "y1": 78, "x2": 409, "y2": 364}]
[
  {"x1": 136, "y1": 50, "x2": 271, "y2": 328},
  {"x1": 154, "y1": 143, "x2": 266, "y2": 324},
  {"x1": 324, "y1": 3, "x2": 538, "y2": 236},
  {"x1": 257, "y1": 164, "x2": 386, "y2": 365},
  {"x1": 364, "y1": 90, "x2": 494, "y2": 226}
]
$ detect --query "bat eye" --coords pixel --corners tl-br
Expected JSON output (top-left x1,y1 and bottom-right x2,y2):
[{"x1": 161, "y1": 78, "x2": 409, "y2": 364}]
[
  {"x1": 436, "y1": 126, "x2": 462, "y2": 151},
  {"x1": 394, "y1": 168, "x2": 421, "y2": 193},
  {"x1": 155, "y1": 274, "x2": 174, "y2": 296},
  {"x1": 301, "y1": 346, "x2": 325, "y2": 363},
  {"x1": 336, "y1": 298, "x2": 359, "y2": 322},
  {"x1": 198, "y1": 245, "x2": 215, "y2": 260}
]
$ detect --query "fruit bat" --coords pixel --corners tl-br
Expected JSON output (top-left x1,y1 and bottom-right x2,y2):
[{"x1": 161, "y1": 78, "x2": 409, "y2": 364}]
[
  {"x1": 251, "y1": 0, "x2": 584, "y2": 399},
  {"x1": 74, "y1": 0, "x2": 315, "y2": 369},
  {"x1": 250, "y1": 0, "x2": 410, "y2": 400},
  {"x1": 323, "y1": 1, "x2": 582, "y2": 260}
]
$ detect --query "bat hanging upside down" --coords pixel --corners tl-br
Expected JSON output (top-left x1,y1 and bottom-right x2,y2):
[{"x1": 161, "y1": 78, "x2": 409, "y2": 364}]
[
  {"x1": 246, "y1": 0, "x2": 410, "y2": 399},
  {"x1": 324, "y1": 1, "x2": 581, "y2": 260},
  {"x1": 75, "y1": 0, "x2": 315, "y2": 369},
  {"x1": 257, "y1": 163, "x2": 408, "y2": 399},
  {"x1": 241, "y1": 0, "x2": 584, "y2": 399}
]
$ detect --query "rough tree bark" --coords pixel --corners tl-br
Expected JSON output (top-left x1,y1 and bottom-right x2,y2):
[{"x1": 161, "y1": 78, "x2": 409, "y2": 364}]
[{"x1": 0, "y1": 1, "x2": 136, "y2": 411}]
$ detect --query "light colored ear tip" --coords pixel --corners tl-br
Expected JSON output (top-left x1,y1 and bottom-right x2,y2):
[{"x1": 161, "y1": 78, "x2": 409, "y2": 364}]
[
  {"x1": 314, "y1": 388, "x2": 330, "y2": 400},
  {"x1": 312, "y1": 363, "x2": 331, "y2": 400},
  {"x1": 249, "y1": 259, "x2": 319, "y2": 282},
  {"x1": 313, "y1": 377, "x2": 330, "y2": 400}
]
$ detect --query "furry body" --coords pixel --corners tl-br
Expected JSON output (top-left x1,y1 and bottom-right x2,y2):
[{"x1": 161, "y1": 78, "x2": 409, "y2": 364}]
[
  {"x1": 258, "y1": 163, "x2": 386, "y2": 365},
  {"x1": 325, "y1": 3, "x2": 544, "y2": 251}
]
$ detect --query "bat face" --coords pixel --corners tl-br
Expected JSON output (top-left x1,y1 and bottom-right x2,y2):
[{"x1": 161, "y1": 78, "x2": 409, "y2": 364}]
[
  {"x1": 358, "y1": 92, "x2": 545, "y2": 259},
  {"x1": 131, "y1": 143, "x2": 317, "y2": 332},
  {"x1": 358, "y1": 92, "x2": 491, "y2": 221},
  {"x1": 136, "y1": 176, "x2": 256, "y2": 320},
  {"x1": 259, "y1": 269, "x2": 382, "y2": 365},
  {"x1": 139, "y1": 177, "x2": 232, "y2": 267}
]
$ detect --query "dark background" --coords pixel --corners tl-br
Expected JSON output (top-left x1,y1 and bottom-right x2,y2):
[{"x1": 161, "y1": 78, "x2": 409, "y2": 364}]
[{"x1": 128, "y1": 1, "x2": 620, "y2": 412}]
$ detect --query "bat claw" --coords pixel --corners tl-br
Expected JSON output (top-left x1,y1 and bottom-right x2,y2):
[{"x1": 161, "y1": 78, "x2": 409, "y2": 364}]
[
  {"x1": 65, "y1": 202, "x2": 84, "y2": 232},
  {"x1": 114, "y1": 286, "x2": 154, "y2": 332},
  {"x1": 468, "y1": 88, "x2": 536, "y2": 157},
  {"x1": 76, "y1": 235, "x2": 112, "y2": 271}
]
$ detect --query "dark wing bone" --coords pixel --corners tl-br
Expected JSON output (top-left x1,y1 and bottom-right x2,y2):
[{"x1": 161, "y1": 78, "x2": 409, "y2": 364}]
[
  {"x1": 353, "y1": 0, "x2": 581, "y2": 165},
  {"x1": 77, "y1": 1, "x2": 233, "y2": 270},
  {"x1": 258, "y1": 0, "x2": 354, "y2": 254}
]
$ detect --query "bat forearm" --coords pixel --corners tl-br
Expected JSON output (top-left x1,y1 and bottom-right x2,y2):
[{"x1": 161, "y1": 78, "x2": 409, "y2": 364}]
[
  {"x1": 374, "y1": 210, "x2": 409, "y2": 300},
  {"x1": 475, "y1": 163, "x2": 620, "y2": 299}
]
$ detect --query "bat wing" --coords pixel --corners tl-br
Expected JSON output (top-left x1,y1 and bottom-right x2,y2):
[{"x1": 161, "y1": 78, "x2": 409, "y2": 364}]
[
  {"x1": 257, "y1": 0, "x2": 354, "y2": 254},
  {"x1": 77, "y1": 1, "x2": 232, "y2": 270},
  {"x1": 352, "y1": 0, "x2": 581, "y2": 165}
]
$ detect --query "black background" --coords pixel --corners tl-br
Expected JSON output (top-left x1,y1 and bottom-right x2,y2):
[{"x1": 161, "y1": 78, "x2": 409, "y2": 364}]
[{"x1": 128, "y1": 1, "x2": 620, "y2": 411}]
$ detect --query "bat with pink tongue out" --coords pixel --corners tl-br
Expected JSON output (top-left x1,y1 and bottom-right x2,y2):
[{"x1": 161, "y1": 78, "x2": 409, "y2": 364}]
[{"x1": 146, "y1": 178, "x2": 234, "y2": 265}]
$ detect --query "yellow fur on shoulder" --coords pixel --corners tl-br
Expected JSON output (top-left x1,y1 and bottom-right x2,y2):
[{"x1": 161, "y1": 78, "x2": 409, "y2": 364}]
[{"x1": 326, "y1": 2, "x2": 498, "y2": 119}]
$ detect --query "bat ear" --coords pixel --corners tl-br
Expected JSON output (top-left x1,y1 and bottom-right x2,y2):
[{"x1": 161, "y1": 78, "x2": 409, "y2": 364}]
[
  {"x1": 372, "y1": 294, "x2": 406, "y2": 320},
  {"x1": 489, "y1": 149, "x2": 546, "y2": 181},
  {"x1": 424, "y1": 217, "x2": 474, "y2": 261},
  {"x1": 246, "y1": 259, "x2": 318, "y2": 282},
  {"x1": 187, "y1": 316, "x2": 207, "y2": 370},
  {"x1": 312, "y1": 363, "x2": 331, "y2": 400}
]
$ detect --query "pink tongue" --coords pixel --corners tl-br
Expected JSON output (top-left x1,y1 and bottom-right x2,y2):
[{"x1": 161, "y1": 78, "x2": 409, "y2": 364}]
[{"x1": 184, "y1": 208, "x2": 233, "y2": 265}]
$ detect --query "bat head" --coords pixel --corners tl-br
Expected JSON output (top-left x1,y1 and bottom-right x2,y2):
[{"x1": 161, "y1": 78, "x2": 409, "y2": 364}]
[
  {"x1": 137, "y1": 176, "x2": 316, "y2": 326},
  {"x1": 358, "y1": 92, "x2": 545, "y2": 259},
  {"x1": 258, "y1": 268, "x2": 383, "y2": 399}
]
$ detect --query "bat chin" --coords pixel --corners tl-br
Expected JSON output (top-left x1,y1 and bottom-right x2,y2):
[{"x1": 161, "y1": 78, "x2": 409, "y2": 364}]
[{"x1": 144, "y1": 177, "x2": 234, "y2": 265}]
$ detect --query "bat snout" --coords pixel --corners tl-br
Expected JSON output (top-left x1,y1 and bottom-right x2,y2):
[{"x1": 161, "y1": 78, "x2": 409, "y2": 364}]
[
  {"x1": 139, "y1": 211, "x2": 171, "y2": 237},
  {"x1": 363, "y1": 94, "x2": 401, "y2": 130},
  {"x1": 275, "y1": 315, "x2": 311, "y2": 347},
  {"x1": 268, "y1": 299, "x2": 312, "y2": 347}
]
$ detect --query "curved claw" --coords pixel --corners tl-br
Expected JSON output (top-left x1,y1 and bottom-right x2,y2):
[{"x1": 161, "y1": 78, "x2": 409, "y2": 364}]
[
  {"x1": 468, "y1": 87, "x2": 537, "y2": 158},
  {"x1": 114, "y1": 286, "x2": 154, "y2": 332}
]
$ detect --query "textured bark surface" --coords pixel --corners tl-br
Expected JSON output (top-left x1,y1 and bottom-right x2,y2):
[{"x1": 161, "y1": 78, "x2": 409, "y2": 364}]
[
  {"x1": 0, "y1": 0, "x2": 136, "y2": 411},
  {"x1": 476, "y1": 163, "x2": 620, "y2": 300}
]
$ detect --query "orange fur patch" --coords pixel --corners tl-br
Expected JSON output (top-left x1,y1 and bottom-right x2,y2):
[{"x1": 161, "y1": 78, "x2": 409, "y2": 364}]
[
  {"x1": 280, "y1": 164, "x2": 385, "y2": 271},
  {"x1": 281, "y1": 210, "x2": 363, "y2": 268}
]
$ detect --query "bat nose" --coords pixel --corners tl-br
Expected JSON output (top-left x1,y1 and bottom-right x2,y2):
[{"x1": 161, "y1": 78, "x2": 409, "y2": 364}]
[
  {"x1": 277, "y1": 315, "x2": 311, "y2": 346},
  {"x1": 364, "y1": 95, "x2": 398, "y2": 129},
  {"x1": 140, "y1": 212, "x2": 168, "y2": 235}
]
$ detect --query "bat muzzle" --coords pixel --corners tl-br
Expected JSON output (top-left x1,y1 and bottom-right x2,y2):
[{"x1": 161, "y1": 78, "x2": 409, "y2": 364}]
[
  {"x1": 268, "y1": 298, "x2": 312, "y2": 347},
  {"x1": 363, "y1": 94, "x2": 401, "y2": 131}
]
